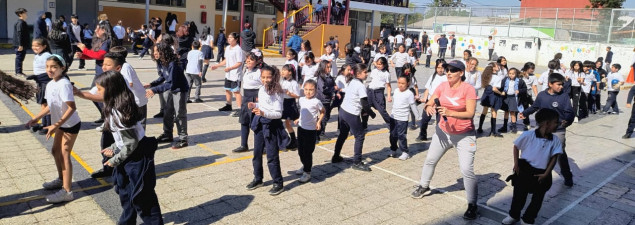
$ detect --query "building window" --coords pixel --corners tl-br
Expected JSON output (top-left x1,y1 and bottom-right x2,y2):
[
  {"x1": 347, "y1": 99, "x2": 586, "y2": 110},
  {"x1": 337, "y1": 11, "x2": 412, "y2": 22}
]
[{"x1": 116, "y1": 0, "x2": 186, "y2": 7}]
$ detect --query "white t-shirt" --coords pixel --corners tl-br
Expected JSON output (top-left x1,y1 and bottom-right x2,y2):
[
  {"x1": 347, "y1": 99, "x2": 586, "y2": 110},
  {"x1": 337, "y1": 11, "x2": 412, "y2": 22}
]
[
  {"x1": 368, "y1": 69, "x2": 390, "y2": 90},
  {"x1": 490, "y1": 73, "x2": 506, "y2": 89},
  {"x1": 341, "y1": 79, "x2": 367, "y2": 115},
  {"x1": 395, "y1": 34, "x2": 404, "y2": 44},
  {"x1": 186, "y1": 50, "x2": 204, "y2": 74},
  {"x1": 335, "y1": 75, "x2": 347, "y2": 92},
  {"x1": 302, "y1": 64, "x2": 318, "y2": 82},
  {"x1": 606, "y1": 72, "x2": 624, "y2": 91},
  {"x1": 225, "y1": 45, "x2": 244, "y2": 81},
  {"x1": 120, "y1": 63, "x2": 149, "y2": 107},
  {"x1": 391, "y1": 52, "x2": 409, "y2": 68},
  {"x1": 522, "y1": 75, "x2": 538, "y2": 96},
  {"x1": 113, "y1": 25, "x2": 126, "y2": 39},
  {"x1": 169, "y1": 19, "x2": 177, "y2": 32},
  {"x1": 405, "y1": 38, "x2": 412, "y2": 47},
  {"x1": 424, "y1": 74, "x2": 447, "y2": 100},
  {"x1": 33, "y1": 52, "x2": 52, "y2": 75},
  {"x1": 539, "y1": 69, "x2": 564, "y2": 91},
  {"x1": 581, "y1": 72, "x2": 597, "y2": 94},
  {"x1": 465, "y1": 70, "x2": 482, "y2": 90},
  {"x1": 200, "y1": 35, "x2": 214, "y2": 46},
  {"x1": 71, "y1": 24, "x2": 82, "y2": 44},
  {"x1": 506, "y1": 80, "x2": 516, "y2": 95},
  {"x1": 256, "y1": 87, "x2": 283, "y2": 119},
  {"x1": 373, "y1": 53, "x2": 387, "y2": 62},
  {"x1": 566, "y1": 70, "x2": 583, "y2": 87},
  {"x1": 320, "y1": 53, "x2": 337, "y2": 77},
  {"x1": 45, "y1": 78, "x2": 81, "y2": 128},
  {"x1": 282, "y1": 79, "x2": 300, "y2": 99},
  {"x1": 242, "y1": 68, "x2": 262, "y2": 90},
  {"x1": 285, "y1": 59, "x2": 298, "y2": 71},
  {"x1": 488, "y1": 40, "x2": 495, "y2": 49},
  {"x1": 298, "y1": 97, "x2": 324, "y2": 130},
  {"x1": 45, "y1": 18, "x2": 52, "y2": 32},
  {"x1": 388, "y1": 35, "x2": 395, "y2": 44},
  {"x1": 391, "y1": 88, "x2": 415, "y2": 121},
  {"x1": 514, "y1": 129, "x2": 563, "y2": 169}
]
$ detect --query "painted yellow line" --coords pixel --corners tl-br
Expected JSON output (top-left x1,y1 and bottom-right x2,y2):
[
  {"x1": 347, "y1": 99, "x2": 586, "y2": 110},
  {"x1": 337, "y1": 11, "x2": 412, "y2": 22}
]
[
  {"x1": 197, "y1": 143, "x2": 226, "y2": 156},
  {"x1": 0, "y1": 183, "x2": 110, "y2": 207}
]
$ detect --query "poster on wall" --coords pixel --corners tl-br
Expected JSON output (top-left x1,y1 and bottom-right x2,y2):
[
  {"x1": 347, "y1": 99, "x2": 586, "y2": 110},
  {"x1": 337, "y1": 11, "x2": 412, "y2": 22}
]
[{"x1": 525, "y1": 42, "x2": 532, "y2": 49}]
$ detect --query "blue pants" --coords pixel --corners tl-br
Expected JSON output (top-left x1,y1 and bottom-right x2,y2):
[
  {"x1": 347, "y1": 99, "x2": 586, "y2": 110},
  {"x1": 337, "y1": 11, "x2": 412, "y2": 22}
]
[
  {"x1": 389, "y1": 118, "x2": 408, "y2": 153},
  {"x1": 14, "y1": 47, "x2": 26, "y2": 74},
  {"x1": 627, "y1": 105, "x2": 635, "y2": 135},
  {"x1": 334, "y1": 110, "x2": 366, "y2": 163},
  {"x1": 419, "y1": 108, "x2": 440, "y2": 138},
  {"x1": 113, "y1": 137, "x2": 163, "y2": 225},
  {"x1": 319, "y1": 100, "x2": 333, "y2": 136},
  {"x1": 362, "y1": 88, "x2": 391, "y2": 128},
  {"x1": 252, "y1": 119, "x2": 284, "y2": 185},
  {"x1": 603, "y1": 91, "x2": 619, "y2": 114}
]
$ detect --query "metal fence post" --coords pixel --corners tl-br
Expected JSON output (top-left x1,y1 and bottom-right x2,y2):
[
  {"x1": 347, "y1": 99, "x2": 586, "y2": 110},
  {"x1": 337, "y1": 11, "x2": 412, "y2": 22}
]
[
  {"x1": 433, "y1": 7, "x2": 437, "y2": 32},
  {"x1": 589, "y1": 9, "x2": 594, "y2": 41},
  {"x1": 571, "y1": 8, "x2": 575, "y2": 37},
  {"x1": 554, "y1": 8, "x2": 559, "y2": 40},
  {"x1": 607, "y1": 9, "x2": 615, "y2": 43},
  {"x1": 467, "y1": 7, "x2": 471, "y2": 35},
  {"x1": 508, "y1": 7, "x2": 512, "y2": 37}
]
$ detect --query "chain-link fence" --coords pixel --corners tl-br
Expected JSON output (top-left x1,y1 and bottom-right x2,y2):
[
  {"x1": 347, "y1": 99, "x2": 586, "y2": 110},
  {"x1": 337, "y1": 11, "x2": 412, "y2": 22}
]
[{"x1": 406, "y1": 7, "x2": 635, "y2": 44}]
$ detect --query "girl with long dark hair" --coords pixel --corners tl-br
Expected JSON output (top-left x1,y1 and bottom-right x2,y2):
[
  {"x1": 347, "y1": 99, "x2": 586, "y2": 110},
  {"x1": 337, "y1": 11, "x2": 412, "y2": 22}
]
[{"x1": 77, "y1": 21, "x2": 112, "y2": 124}]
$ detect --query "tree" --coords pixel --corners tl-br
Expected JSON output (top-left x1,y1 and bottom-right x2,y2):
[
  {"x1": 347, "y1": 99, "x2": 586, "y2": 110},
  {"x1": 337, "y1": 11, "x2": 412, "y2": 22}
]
[
  {"x1": 588, "y1": 0, "x2": 625, "y2": 8},
  {"x1": 430, "y1": 0, "x2": 465, "y2": 7}
]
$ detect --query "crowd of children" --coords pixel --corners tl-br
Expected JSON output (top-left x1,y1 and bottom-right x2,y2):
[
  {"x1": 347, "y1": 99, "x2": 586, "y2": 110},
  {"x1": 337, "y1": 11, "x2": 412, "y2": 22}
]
[{"x1": 6, "y1": 10, "x2": 635, "y2": 223}]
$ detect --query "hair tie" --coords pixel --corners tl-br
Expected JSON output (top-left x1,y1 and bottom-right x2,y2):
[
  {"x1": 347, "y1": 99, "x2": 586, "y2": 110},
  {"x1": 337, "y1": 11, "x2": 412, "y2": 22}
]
[{"x1": 49, "y1": 54, "x2": 66, "y2": 67}]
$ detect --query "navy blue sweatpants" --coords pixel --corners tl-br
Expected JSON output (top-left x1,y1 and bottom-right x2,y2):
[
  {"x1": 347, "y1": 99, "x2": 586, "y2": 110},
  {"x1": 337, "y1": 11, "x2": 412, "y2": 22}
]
[
  {"x1": 389, "y1": 118, "x2": 409, "y2": 153},
  {"x1": 334, "y1": 110, "x2": 366, "y2": 163}
]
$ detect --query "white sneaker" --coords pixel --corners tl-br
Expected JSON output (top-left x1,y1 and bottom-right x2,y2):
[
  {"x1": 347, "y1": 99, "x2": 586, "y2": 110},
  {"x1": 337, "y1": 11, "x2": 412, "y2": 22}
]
[
  {"x1": 96, "y1": 124, "x2": 104, "y2": 132},
  {"x1": 398, "y1": 152, "x2": 411, "y2": 161},
  {"x1": 299, "y1": 172, "x2": 311, "y2": 183},
  {"x1": 502, "y1": 216, "x2": 518, "y2": 225},
  {"x1": 46, "y1": 189, "x2": 73, "y2": 203},
  {"x1": 42, "y1": 178, "x2": 63, "y2": 190},
  {"x1": 294, "y1": 167, "x2": 304, "y2": 175}
]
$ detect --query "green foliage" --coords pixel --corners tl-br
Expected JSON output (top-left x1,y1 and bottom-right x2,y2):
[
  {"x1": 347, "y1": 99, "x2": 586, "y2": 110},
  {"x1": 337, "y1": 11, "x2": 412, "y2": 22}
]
[
  {"x1": 588, "y1": 0, "x2": 625, "y2": 8},
  {"x1": 430, "y1": 0, "x2": 465, "y2": 7}
]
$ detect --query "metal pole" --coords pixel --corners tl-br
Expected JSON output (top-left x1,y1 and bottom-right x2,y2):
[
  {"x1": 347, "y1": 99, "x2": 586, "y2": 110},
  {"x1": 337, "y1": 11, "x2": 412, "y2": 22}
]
[
  {"x1": 631, "y1": 11, "x2": 634, "y2": 40},
  {"x1": 433, "y1": 7, "x2": 437, "y2": 32},
  {"x1": 145, "y1": 0, "x2": 150, "y2": 27},
  {"x1": 283, "y1": 0, "x2": 288, "y2": 53},
  {"x1": 370, "y1": 10, "x2": 375, "y2": 38},
  {"x1": 538, "y1": 8, "x2": 541, "y2": 30},
  {"x1": 607, "y1": 9, "x2": 615, "y2": 43},
  {"x1": 467, "y1": 7, "x2": 471, "y2": 35},
  {"x1": 571, "y1": 8, "x2": 575, "y2": 36},
  {"x1": 589, "y1": 9, "x2": 594, "y2": 41},
  {"x1": 327, "y1": 0, "x2": 332, "y2": 25},
  {"x1": 508, "y1": 7, "x2": 512, "y2": 37},
  {"x1": 344, "y1": 0, "x2": 350, "y2": 26},
  {"x1": 240, "y1": 0, "x2": 245, "y2": 45},
  {"x1": 222, "y1": 0, "x2": 228, "y2": 28},
  {"x1": 405, "y1": 14, "x2": 408, "y2": 33},
  {"x1": 554, "y1": 8, "x2": 558, "y2": 40}
]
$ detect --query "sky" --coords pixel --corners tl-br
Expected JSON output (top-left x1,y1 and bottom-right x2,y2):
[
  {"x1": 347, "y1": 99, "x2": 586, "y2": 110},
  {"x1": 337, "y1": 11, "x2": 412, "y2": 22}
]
[{"x1": 409, "y1": 0, "x2": 635, "y2": 8}]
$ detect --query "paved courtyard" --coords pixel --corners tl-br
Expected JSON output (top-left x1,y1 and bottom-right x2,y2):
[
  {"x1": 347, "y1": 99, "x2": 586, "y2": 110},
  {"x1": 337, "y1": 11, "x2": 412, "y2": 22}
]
[{"x1": 0, "y1": 51, "x2": 634, "y2": 225}]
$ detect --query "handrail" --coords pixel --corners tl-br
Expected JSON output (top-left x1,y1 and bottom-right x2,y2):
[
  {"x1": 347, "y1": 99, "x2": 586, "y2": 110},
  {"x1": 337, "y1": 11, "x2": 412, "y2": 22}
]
[{"x1": 262, "y1": 3, "x2": 312, "y2": 49}]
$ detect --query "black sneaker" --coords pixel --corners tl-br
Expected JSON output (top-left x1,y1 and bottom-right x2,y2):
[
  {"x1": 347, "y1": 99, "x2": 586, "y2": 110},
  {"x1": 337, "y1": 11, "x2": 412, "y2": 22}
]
[
  {"x1": 219, "y1": 104, "x2": 232, "y2": 111},
  {"x1": 157, "y1": 133, "x2": 174, "y2": 143},
  {"x1": 319, "y1": 133, "x2": 330, "y2": 141},
  {"x1": 30, "y1": 124, "x2": 43, "y2": 132},
  {"x1": 38, "y1": 129, "x2": 49, "y2": 135},
  {"x1": 415, "y1": 135, "x2": 427, "y2": 142},
  {"x1": 623, "y1": 134, "x2": 632, "y2": 139},
  {"x1": 476, "y1": 129, "x2": 483, "y2": 134},
  {"x1": 497, "y1": 127, "x2": 508, "y2": 133},
  {"x1": 232, "y1": 146, "x2": 250, "y2": 153},
  {"x1": 351, "y1": 162, "x2": 371, "y2": 172},
  {"x1": 245, "y1": 180, "x2": 263, "y2": 190},
  {"x1": 331, "y1": 155, "x2": 344, "y2": 163},
  {"x1": 409, "y1": 124, "x2": 418, "y2": 130},
  {"x1": 564, "y1": 177, "x2": 574, "y2": 187},
  {"x1": 93, "y1": 118, "x2": 104, "y2": 125},
  {"x1": 269, "y1": 183, "x2": 284, "y2": 196},
  {"x1": 489, "y1": 132, "x2": 503, "y2": 138},
  {"x1": 202, "y1": 78, "x2": 207, "y2": 83},
  {"x1": 153, "y1": 112, "x2": 164, "y2": 118},
  {"x1": 389, "y1": 151, "x2": 400, "y2": 158},
  {"x1": 286, "y1": 142, "x2": 297, "y2": 151},
  {"x1": 172, "y1": 140, "x2": 188, "y2": 149},
  {"x1": 90, "y1": 168, "x2": 113, "y2": 178},
  {"x1": 194, "y1": 99, "x2": 204, "y2": 103},
  {"x1": 463, "y1": 203, "x2": 478, "y2": 220},
  {"x1": 186, "y1": 100, "x2": 193, "y2": 103},
  {"x1": 411, "y1": 185, "x2": 431, "y2": 198}
]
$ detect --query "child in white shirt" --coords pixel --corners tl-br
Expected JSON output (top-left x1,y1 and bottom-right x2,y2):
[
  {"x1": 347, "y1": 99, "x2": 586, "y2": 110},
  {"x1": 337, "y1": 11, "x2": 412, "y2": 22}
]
[
  {"x1": 293, "y1": 79, "x2": 325, "y2": 183},
  {"x1": 185, "y1": 41, "x2": 205, "y2": 102},
  {"x1": 390, "y1": 76, "x2": 420, "y2": 161}
]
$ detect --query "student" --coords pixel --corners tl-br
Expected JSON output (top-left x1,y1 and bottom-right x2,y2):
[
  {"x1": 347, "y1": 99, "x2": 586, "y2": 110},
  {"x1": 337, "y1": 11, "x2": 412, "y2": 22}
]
[
  {"x1": 362, "y1": 57, "x2": 392, "y2": 130},
  {"x1": 293, "y1": 79, "x2": 325, "y2": 183},
  {"x1": 332, "y1": 64, "x2": 352, "y2": 130},
  {"x1": 77, "y1": 21, "x2": 112, "y2": 124},
  {"x1": 624, "y1": 85, "x2": 635, "y2": 139},
  {"x1": 497, "y1": 56, "x2": 509, "y2": 77},
  {"x1": 26, "y1": 38, "x2": 53, "y2": 135},
  {"x1": 416, "y1": 59, "x2": 447, "y2": 141},
  {"x1": 345, "y1": 43, "x2": 363, "y2": 66},
  {"x1": 407, "y1": 48, "x2": 418, "y2": 65},
  {"x1": 519, "y1": 62, "x2": 538, "y2": 130},
  {"x1": 285, "y1": 49, "x2": 299, "y2": 79},
  {"x1": 319, "y1": 43, "x2": 338, "y2": 77},
  {"x1": 373, "y1": 45, "x2": 387, "y2": 69},
  {"x1": 315, "y1": 60, "x2": 336, "y2": 141},
  {"x1": 502, "y1": 108, "x2": 563, "y2": 225},
  {"x1": 13, "y1": 8, "x2": 29, "y2": 77},
  {"x1": 199, "y1": 26, "x2": 214, "y2": 83},
  {"x1": 67, "y1": 15, "x2": 85, "y2": 70},
  {"x1": 460, "y1": 50, "x2": 472, "y2": 65},
  {"x1": 579, "y1": 61, "x2": 597, "y2": 119},
  {"x1": 297, "y1": 40, "x2": 312, "y2": 82},
  {"x1": 281, "y1": 64, "x2": 301, "y2": 150},
  {"x1": 538, "y1": 60, "x2": 563, "y2": 91},
  {"x1": 566, "y1": 61, "x2": 584, "y2": 120},
  {"x1": 212, "y1": 32, "x2": 244, "y2": 113},
  {"x1": 593, "y1": 60, "x2": 608, "y2": 110},
  {"x1": 476, "y1": 63, "x2": 503, "y2": 137},
  {"x1": 185, "y1": 40, "x2": 204, "y2": 103},
  {"x1": 390, "y1": 44, "x2": 409, "y2": 78},
  {"x1": 411, "y1": 60, "x2": 479, "y2": 220},
  {"x1": 403, "y1": 63, "x2": 420, "y2": 130},
  {"x1": 26, "y1": 55, "x2": 81, "y2": 203},
  {"x1": 49, "y1": 19, "x2": 72, "y2": 73},
  {"x1": 138, "y1": 24, "x2": 156, "y2": 59},
  {"x1": 390, "y1": 76, "x2": 420, "y2": 160},
  {"x1": 602, "y1": 64, "x2": 624, "y2": 115},
  {"x1": 301, "y1": 52, "x2": 318, "y2": 82},
  {"x1": 233, "y1": 52, "x2": 263, "y2": 153},
  {"x1": 94, "y1": 71, "x2": 163, "y2": 224},
  {"x1": 464, "y1": 57, "x2": 481, "y2": 94},
  {"x1": 146, "y1": 43, "x2": 190, "y2": 149},
  {"x1": 520, "y1": 73, "x2": 575, "y2": 187},
  {"x1": 425, "y1": 43, "x2": 432, "y2": 68},
  {"x1": 494, "y1": 68, "x2": 527, "y2": 134},
  {"x1": 245, "y1": 65, "x2": 287, "y2": 195},
  {"x1": 332, "y1": 63, "x2": 375, "y2": 171}
]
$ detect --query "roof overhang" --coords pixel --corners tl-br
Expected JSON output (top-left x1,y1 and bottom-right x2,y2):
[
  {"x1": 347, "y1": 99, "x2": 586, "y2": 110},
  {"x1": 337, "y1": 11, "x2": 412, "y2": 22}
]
[{"x1": 349, "y1": 2, "x2": 412, "y2": 14}]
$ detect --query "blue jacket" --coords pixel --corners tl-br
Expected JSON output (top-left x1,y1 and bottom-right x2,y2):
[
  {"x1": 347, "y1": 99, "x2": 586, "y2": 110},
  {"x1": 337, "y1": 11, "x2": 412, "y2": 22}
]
[
  {"x1": 150, "y1": 61, "x2": 189, "y2": 93},
  {"x1": 522, "y1": 90, "x2": 574, "y2": 129},
  {"x1": 287, "y1": 35, "x2": 302, "y2": 52},
  {"x1": 66, "y1": 23, "x2": 84, "y2": 44},
  {"x1": 33, "y1": 18, "x2": 48, "y2": 39},
  {"x1": 438, "y1": 37, "x2": 448, "y2": 48}
]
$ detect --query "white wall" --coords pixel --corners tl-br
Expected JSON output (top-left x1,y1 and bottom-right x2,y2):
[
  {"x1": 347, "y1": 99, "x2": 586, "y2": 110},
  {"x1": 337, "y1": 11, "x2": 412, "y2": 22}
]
[{"x1": 6, "y1": 0, "x2": 49, "y2": 38}]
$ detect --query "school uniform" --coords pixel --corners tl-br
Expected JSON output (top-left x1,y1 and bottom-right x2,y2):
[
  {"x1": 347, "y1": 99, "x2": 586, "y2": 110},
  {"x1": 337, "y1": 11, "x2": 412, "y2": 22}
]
[
  {"x1": 390, "y1": 88, "x2": 418, "y2": 154},
  {"x1": 80, "y1": 39, "x2": 111, "y2": 118},
  {"x1": 362, "y1": 69, "x2": 392, "y2": 128},
  {"x1": 425, "y1": 48, "x2": 432, "y2": 68},
  {"x1": 390, "y1": 52, "x2": 409, "y2": 78},
  {"x1": 465, "y1": 70, "x2": 482, "y2": 94},
  {"x1": 185, "y1": 49, "x2": 204, "y2": 101},
  {"x1": 320, "y1": 53, "x2": 338, "y2": 77},
  {"x1": 508, "y1": 130, "x2": 563, "y2": 224},
  {"x1": 500, "y1": 77, "x2": 527, "y2": 112},
  {"x1": 316, "y1": 75, "x2": 336, "y2": 137},
  {"x1": 579, "y1": 72, "x2": 597, "y2": 119},
  {"x1": 332, "y1": 74, "x2": 348, "y2": 109},
  {"x1": 46, "y1": 77, "x2": 82, "y2": 134},
  {"x1": 224, "y1": 45, "x2": 244, "y2": 92},
  {"x1": 298, "y1": 97, "x2": 324, "y2": 173},
  {"x1": 150, "y1": 61, "x2": 190, "y2": 141},
  {"x1": 566, "y1": 71, "x2": 584, "y2": 118},
  {"x1": 522, "y1": 90, "x2": 575, "y2": 184},
  {"x1": 302, "y1": 64, "x2": 318, "y2": 83},
  {"x1": 106, "y1": 111, "x2": 163, "y2": 225},
  {"x1": 281, "y1": 79, "x2": 300, "y2": 120},
  {"x1": 239, "y1": 68, "x2": 262, "y2": 148},
  {"x1": 520, "y1": 74, "x2": 538, "y2": 126},
  {"x1": 32, "y1": 52, "x2": 52, "y2": 105},
  {"x1": 333, "y1": 79, "x2": 370, "y2": 164},
  {"x1": 419, "y1": 73, "x2": 447, "y2": 139},
  {"x1": 251, "y1": 87, "x2": 288, "y2": 186},
  {"x1": 487, "y1": 73, "x2": 507, "y2": 110},
  {"x1": 603, "y1": 72, "x2": 625, "y2": 114}
]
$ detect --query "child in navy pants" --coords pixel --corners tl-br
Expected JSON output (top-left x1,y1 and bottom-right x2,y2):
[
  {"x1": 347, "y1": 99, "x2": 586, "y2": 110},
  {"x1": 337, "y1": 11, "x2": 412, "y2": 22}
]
[
  {"x1": 624, "y1": 85, "x2": 635, "y2": 139},
  {"x1": 294, "y1": 79, "x2": 325, "y2": 183},
  {"x1": 390, "y1": 76, "x2": 421, "y2": 160}
]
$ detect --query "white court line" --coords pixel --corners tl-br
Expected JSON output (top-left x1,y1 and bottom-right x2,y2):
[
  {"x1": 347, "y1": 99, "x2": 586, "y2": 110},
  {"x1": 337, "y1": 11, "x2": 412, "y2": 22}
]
[
  {"x1": 315, "y1": 144, "x2": 509, "y2": 217},
  {"x1": 543, "y1": 158, "x2": 635, "y2": 225}
]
